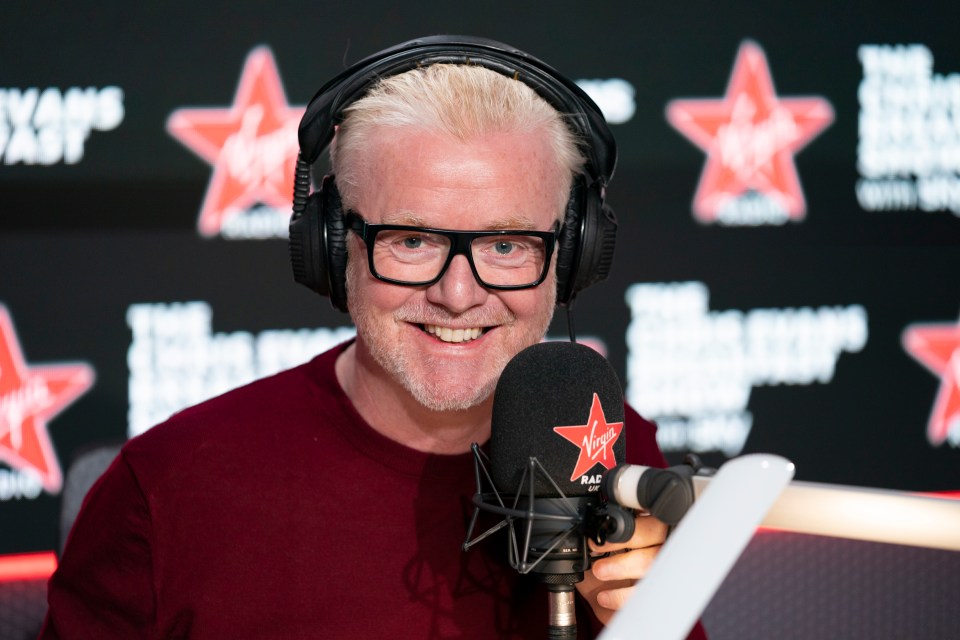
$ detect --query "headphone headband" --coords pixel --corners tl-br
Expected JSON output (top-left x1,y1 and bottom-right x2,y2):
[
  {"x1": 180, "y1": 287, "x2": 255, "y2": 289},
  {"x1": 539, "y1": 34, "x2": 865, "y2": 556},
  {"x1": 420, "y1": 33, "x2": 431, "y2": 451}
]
[{"x1": 297, "y1": 35, "x2": 616, "y2": 185}]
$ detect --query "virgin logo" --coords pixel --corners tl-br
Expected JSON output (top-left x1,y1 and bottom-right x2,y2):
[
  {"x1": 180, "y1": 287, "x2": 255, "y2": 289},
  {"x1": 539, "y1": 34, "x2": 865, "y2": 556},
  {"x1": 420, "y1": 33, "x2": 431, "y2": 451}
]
[
  {"x1": 582, "y1": 420, "x2": 618, "y2": 462},
  {"x1": 222, "y1": 106, "x2": 298, "y2": 186},
  {"x1": 0, "y1": 377, "x2": 51, "y2": 451},
  {"x1": 553, "y1": 393, "x2": 624, "y2": 482}
]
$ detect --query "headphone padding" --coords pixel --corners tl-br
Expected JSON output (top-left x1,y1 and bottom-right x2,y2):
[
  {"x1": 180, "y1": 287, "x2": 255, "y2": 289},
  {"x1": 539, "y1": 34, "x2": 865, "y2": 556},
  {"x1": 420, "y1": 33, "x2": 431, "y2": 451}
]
[
  {"x1": 321, "y1": 176, "x2": 349, "y2": 312},
  {"x1": 555, "y1": 176, "x2": 585, "y2": 306}
]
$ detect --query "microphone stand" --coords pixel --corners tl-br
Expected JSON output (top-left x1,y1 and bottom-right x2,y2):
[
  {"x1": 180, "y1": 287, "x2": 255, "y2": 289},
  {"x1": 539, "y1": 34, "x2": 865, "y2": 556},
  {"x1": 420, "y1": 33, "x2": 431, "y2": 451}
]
[
  {"x1": 514, "y1": 490, "x2": 589, "y2": 639},
  {"x1": 545, "y1": 578, "x2": 579, "y2": 639},
  {"x1": 464, "y1": 446, "x2": 633, "y2": 639}
]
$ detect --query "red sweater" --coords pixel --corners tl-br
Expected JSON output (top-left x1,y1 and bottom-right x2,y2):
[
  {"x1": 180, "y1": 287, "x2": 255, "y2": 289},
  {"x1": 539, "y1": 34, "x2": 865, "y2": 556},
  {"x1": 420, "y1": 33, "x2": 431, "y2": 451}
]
[{"x1": 42, "y1": 342, "x2": 702, "y2": 639}]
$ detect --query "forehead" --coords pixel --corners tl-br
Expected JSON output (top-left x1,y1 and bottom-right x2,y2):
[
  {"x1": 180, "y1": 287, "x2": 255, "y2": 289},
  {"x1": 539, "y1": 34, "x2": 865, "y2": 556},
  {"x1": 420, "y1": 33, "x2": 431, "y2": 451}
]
[{"x1": 354, "y1": 128, "x2": 568, "y2": 231}]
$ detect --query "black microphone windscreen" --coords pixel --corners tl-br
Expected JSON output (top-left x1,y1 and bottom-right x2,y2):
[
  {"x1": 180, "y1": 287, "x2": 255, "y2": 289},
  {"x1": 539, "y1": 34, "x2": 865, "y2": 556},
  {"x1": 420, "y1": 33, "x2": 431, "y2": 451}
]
[{"x1": 490, "y1": 341, "x2": 626, "y2": 498}]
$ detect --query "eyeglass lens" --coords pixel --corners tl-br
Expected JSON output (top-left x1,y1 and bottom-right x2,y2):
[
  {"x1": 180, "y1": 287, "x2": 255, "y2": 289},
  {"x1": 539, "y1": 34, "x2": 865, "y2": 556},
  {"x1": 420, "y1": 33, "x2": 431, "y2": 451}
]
[{"x1": 371, "y1": 229, "x2": 548, "y2": 287}]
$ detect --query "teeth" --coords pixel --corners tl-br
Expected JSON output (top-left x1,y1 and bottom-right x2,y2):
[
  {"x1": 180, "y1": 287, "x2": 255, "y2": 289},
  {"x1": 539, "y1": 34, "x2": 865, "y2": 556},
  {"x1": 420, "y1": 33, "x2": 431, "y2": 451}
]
[{"x1": 424, "y1": 324, "x2": 483, "y2": 343}]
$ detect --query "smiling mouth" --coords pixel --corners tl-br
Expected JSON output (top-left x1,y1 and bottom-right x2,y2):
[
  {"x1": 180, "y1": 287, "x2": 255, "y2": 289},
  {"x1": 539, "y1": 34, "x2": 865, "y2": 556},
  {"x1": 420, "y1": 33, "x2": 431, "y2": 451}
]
[{"x1": 422, "y1": 324, "x2": 485, "y2": 343}]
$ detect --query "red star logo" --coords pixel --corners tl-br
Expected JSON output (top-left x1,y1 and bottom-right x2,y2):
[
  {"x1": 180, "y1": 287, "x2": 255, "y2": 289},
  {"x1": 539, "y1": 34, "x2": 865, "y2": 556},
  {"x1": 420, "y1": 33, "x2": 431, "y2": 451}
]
[
  {"x1": 903, "y1": 317, "x2": 960, "y2": 446},
  {"x1": 666, "y1": 40, "x2": 834, "y2": 223},
  {"x1": 0, "y1": 306, "x2": 94, "y2": 493},
  {"x1": 553, "y1": 393, "x2": 624, "y2": 482},
  {"x1": 167, "y1": 46, "x2": 304, "y2": 236}
]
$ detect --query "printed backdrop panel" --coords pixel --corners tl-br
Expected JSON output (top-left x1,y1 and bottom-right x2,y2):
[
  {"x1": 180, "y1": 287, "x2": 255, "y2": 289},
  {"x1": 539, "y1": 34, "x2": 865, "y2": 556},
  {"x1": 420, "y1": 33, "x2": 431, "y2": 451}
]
[{"x1": 1, "y1": 1, "x2": 957, "y2": 567}]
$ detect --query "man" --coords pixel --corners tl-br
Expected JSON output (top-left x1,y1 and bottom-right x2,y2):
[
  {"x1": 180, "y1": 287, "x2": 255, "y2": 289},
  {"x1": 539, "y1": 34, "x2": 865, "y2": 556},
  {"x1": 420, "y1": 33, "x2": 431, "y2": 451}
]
[{"x1": 42, "y1": 37, "x2": 706, "y2": 638}]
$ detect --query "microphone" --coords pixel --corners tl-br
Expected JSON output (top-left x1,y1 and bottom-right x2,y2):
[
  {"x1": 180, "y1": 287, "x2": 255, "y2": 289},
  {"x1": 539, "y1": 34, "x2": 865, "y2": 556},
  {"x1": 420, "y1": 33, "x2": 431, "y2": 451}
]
[{"x1": 464, "y1": 341, "x2": 635, "y2": 639}]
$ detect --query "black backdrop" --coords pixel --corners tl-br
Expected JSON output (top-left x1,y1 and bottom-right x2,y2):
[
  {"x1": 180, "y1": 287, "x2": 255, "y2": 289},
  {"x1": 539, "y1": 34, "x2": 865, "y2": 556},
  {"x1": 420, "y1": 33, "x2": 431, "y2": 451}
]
[{"x1": 2, "y1": 1, "x2": 958, "y2": 563}]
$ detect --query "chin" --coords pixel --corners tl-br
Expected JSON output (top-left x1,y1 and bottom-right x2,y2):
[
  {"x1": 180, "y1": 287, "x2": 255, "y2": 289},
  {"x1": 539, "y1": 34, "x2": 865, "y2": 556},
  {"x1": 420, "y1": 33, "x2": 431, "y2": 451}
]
[
  {"x1": 410, "y1": 389, "x2": 491, "y2": 413},
  {"x1": 400, "y1": 361, "x2": 499, "y2": 412}
]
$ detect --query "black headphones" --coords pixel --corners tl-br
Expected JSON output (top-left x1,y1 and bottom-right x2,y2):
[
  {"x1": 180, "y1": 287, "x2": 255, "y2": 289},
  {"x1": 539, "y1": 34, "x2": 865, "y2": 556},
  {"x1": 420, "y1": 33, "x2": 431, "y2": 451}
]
[{"x1": 289, "y1": 35, "x2": 618, "y2": 312}]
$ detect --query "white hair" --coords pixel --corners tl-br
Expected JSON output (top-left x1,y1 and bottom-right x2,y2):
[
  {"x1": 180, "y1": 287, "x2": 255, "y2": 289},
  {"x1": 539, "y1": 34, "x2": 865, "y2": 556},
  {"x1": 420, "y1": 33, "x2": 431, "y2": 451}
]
[{"x1": 330, "y1": 63, "x2": 585, "y2": 213}]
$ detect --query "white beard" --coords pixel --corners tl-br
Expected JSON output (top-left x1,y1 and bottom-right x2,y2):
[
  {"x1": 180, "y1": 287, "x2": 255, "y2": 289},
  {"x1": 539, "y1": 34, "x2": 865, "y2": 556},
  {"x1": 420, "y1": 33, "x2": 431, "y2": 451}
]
[{"x1": 345, "y1": 256, "x2": 556, "y2": 412}]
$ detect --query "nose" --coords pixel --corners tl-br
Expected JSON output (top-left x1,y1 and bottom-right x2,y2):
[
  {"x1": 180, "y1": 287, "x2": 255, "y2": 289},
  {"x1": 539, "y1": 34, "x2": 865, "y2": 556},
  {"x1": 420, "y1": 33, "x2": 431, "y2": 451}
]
[{"x1": 424, "y1": 254, "x2": 489, "y2": 314}]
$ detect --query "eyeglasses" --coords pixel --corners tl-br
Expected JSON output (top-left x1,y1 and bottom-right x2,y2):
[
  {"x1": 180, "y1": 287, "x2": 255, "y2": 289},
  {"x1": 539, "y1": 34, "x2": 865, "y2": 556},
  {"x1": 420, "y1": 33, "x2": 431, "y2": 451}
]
[{"x1": 345, "y1": 212, "x2": 560, "y2": 290}]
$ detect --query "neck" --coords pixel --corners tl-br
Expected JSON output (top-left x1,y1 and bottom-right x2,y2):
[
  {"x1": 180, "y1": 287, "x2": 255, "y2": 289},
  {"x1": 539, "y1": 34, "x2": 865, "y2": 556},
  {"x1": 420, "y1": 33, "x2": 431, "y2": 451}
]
[{"x1": 335, "y1": 341, "x2": 492, "y2": 454}]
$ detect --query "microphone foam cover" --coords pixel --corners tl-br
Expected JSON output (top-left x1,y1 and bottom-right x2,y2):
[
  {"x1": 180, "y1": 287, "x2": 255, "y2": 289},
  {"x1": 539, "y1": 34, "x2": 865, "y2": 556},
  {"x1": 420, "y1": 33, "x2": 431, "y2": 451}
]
[{"x1": 490, "y1": 341, "x2": 625, "y2": 498}]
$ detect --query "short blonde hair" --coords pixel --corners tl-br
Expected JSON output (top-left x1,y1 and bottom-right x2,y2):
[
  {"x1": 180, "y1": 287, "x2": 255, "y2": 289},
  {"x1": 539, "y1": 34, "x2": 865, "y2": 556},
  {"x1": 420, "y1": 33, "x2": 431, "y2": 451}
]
[{"x1": 330, "y1": 64, "x2": 585, "y2": 213}]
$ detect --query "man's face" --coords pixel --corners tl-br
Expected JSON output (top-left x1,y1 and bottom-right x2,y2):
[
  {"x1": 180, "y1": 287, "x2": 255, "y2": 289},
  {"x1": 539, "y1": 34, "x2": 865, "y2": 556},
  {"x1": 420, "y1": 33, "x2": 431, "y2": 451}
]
[{"x1": 345, "y1": 127, "x2": 567, "y2": 412}]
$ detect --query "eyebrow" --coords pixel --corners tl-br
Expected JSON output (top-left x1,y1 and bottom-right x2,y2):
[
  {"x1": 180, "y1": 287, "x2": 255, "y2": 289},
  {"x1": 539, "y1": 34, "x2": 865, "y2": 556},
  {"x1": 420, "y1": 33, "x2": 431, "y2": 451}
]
[{"x1": 379, "y1": 212, "x2": 540, "y2": 231}]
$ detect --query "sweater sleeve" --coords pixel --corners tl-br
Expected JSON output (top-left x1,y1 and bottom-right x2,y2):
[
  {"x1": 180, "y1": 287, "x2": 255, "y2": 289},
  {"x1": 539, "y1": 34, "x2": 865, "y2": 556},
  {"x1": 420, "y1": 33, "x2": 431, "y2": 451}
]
[{"x1": 40, "y1": 451, "x2": 157, "y2": 638}]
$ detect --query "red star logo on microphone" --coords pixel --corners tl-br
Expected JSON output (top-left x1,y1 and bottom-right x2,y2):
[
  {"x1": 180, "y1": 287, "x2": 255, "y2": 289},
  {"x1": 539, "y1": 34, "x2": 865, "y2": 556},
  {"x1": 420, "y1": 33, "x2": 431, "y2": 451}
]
[
  {"x1": 0, "y1": 306, "x2": 95, "y2": 493},
  {"x1": 902, "y1": 317, "x2": 960, "y2": 446},
  {"x1": 553, "y1": 393, "x2": 624, "y2": 482},
  {"x1": 666, "y1": 40, "x2": 834, "y2": 223},
  {"x1": 167, "y1": 46, "x2": 304, "y2": 237}
]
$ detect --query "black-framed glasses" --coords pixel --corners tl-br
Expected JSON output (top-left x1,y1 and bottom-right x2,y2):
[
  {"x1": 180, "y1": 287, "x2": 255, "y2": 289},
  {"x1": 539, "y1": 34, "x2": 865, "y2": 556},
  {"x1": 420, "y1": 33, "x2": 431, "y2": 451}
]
[{"x1": 345, "y1": 212, "x2": 560, "y2": 290}]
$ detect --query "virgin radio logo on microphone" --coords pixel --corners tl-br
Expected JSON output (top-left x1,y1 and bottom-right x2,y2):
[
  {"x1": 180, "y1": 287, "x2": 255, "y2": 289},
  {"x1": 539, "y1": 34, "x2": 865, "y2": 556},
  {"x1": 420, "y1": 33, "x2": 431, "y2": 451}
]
[
  {"x1": 902, "y1": 313, "x2": 960, "y2": 447},
  {"x1": 0, "y1": 305, "x2": 94, "y2": 499},
  {"x1": 666, "y1": 40, "x2": 834, "y2": 226},
  {"x1": 553, "y1": 393, "x2": 623, "y2": 485},
  {"x1": 167, "y1": 46, "x2": 305, "y2": 239}
]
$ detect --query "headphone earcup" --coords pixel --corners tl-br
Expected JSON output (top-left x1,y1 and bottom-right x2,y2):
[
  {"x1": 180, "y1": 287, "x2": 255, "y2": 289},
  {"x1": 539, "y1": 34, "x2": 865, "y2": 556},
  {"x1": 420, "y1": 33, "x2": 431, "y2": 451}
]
[
  {"x1": 555, "y1": 175, "x2": 618, "y2": 306},
  {"x1": 288, "y1": 175, "x2": 349, "y2": 311},
  {"x1": 322, "y1": 176, "x2": 349, "y2": 311}
]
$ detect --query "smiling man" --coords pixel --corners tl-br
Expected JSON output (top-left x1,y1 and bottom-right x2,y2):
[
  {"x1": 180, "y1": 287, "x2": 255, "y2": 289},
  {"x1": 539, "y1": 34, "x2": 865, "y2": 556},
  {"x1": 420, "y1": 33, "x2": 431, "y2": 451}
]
[{"x1": 42, "y1": 37, "x2": 705, "y2": 639}]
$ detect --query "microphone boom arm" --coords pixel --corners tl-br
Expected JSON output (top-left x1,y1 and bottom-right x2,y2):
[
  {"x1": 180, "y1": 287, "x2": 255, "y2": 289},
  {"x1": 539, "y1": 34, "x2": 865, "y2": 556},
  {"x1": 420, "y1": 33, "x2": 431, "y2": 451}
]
[{"x1": 602, "y1": 455, "x2": 715, "y2": 526}]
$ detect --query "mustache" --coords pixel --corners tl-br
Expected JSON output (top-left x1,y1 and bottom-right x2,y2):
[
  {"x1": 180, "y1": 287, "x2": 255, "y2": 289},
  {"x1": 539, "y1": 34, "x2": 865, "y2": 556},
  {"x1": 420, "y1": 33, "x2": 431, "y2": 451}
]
[{"x1": 394, "y1": 302, "x2": 515, "y2": 328}]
